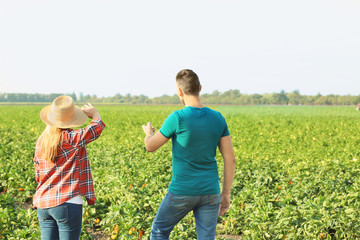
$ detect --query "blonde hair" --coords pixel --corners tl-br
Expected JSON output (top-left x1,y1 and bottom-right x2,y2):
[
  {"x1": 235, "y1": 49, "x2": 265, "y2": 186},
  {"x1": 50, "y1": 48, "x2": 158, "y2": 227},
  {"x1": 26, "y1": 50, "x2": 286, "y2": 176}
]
[{"x1": 39, "y1": 126, "x2": 64, "y2": 162}]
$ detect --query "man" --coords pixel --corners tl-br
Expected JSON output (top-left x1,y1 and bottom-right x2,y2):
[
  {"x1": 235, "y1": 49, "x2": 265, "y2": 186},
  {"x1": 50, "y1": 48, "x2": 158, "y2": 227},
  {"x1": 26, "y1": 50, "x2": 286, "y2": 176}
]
[{"x1": 142, "y1": 69, "x2": 236, "y2": 240}]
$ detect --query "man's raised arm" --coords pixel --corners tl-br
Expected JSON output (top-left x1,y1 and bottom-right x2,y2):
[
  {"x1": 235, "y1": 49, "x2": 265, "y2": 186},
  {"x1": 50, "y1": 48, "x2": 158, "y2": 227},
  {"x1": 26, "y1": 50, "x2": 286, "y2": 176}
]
[{"x1": 142, "y1": 122, "x2": 169, "y2": 152}]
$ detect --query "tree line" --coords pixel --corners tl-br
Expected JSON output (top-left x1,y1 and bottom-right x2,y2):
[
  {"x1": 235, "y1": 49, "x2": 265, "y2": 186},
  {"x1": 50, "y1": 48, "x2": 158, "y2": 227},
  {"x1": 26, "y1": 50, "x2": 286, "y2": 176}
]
[{"x1": 1, "y1": 90, "x2": 360, "y2": 105}]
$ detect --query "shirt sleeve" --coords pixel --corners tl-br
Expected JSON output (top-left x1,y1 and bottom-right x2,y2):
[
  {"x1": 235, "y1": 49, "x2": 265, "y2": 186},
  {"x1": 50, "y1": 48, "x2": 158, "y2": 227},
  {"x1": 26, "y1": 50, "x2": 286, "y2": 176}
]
[
  {"x1": 159, "y1": 112, "x2": 179, "y2": 139},
  {"x1": 67, "y1": 119, "x2": 106, "y2": 148}
]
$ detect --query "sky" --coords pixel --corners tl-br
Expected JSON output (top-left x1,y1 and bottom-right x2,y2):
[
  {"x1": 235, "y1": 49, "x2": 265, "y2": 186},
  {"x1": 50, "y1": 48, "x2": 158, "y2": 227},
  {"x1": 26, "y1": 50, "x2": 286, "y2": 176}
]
[{"x1": 0, "y1": 0, "x2": 359, "y2": 98}]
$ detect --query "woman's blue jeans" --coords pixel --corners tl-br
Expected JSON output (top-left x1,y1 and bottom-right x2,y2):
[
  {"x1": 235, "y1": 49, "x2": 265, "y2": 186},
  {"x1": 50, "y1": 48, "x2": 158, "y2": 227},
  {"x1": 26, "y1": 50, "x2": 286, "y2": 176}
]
[
  {"x1": 37, "y1": 203, "x2": 83, "y2": 240},
  {"x1": 151, "y1": 191, "x2": 221, "y2": 240}
]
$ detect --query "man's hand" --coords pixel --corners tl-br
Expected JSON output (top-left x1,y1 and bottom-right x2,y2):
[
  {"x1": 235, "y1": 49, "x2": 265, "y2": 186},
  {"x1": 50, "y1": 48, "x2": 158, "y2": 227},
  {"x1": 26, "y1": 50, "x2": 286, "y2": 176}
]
[
  {"x1": 142, "y1": 122, "x2": 155, "y2": 137},
  {"x1": 141, "y1": 122, "x2": 169, "y2": 152},
  {"x1": 219, "y1": 194, "x2": 230, "y2": 216}
]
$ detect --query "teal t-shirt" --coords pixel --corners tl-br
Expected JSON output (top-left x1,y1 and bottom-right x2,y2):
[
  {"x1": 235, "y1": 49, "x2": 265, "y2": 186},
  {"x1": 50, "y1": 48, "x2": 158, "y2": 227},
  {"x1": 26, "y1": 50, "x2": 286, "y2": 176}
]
[{"x1": 160, "y1": 106, "x2": 230, "y2": 195}]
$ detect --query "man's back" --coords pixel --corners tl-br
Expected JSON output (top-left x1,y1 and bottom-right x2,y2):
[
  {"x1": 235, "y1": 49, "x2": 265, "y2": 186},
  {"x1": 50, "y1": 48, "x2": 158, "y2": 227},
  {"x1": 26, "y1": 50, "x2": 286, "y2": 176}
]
[{"x1": 160, "y1": 106, "x2": 229, "y2": 195}]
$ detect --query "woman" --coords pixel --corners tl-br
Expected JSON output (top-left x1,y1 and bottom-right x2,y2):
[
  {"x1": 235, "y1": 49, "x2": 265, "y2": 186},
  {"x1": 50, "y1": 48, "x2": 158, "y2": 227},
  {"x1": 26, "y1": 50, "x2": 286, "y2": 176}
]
[{"x1": 33, "y1": 95, "x2": 105, "y2": 240}]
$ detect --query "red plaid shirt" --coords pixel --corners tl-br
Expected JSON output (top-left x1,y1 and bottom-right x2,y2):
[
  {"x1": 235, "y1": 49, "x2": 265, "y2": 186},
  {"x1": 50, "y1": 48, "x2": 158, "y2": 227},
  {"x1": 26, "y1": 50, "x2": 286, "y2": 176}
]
[{"x1": 33, "y1": 119, "x2": 105, "y2": 209}]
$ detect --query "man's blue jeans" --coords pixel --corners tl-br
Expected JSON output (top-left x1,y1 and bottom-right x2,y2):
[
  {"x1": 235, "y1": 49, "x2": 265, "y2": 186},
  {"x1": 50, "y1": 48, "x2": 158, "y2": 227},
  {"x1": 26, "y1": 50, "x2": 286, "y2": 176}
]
[
  {"x1": 37, "y1": 203, "x2": 83, "y2": 240},
  {"x1": 151, "y1": 191, "x2": 221, "y2": 240}
]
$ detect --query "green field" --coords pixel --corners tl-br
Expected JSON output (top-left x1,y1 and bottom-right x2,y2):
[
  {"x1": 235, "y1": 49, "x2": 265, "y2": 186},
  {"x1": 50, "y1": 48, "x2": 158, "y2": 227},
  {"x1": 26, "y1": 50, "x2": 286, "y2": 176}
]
[{"x1": 0, "y1": 105, "x2": 359, "y2": 239}]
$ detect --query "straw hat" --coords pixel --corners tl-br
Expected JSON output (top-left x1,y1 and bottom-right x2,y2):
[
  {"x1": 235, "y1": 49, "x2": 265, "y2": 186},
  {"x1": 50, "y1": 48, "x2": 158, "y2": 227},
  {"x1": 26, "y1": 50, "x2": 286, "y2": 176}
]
[{"x1": 40, "y1": 95, "x2": 88, "y2": 128}]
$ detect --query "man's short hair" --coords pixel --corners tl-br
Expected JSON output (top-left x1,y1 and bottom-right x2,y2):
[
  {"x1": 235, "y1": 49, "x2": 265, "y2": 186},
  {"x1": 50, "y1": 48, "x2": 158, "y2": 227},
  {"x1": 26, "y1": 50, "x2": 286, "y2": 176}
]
[{"x1": 176, "y1": 69, "x2": 201, "y2": 96}]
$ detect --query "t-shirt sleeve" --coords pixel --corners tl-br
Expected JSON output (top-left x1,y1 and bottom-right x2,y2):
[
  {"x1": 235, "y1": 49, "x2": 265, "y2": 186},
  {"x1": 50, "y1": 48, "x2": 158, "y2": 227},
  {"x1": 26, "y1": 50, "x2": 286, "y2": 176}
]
[
  {"x1": 160, "y1": 112, "x2": 178, "y2": 139},
  {"x1": 221, "y1": 113, "x2": 230, "y2": 137}
]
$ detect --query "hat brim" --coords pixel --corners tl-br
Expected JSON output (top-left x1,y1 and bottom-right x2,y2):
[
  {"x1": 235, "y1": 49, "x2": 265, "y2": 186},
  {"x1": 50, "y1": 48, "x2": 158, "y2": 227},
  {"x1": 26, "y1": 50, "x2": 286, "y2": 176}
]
[{"x1": 40, "y1": 105, "x2": 88, "y2": 128}]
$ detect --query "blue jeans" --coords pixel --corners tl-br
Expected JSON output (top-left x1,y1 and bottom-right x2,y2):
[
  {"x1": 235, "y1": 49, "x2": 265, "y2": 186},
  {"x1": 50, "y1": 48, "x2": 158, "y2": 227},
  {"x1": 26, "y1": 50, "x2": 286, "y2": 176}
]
[
  {"x1": 37, "y1": 203, "x2": 83, "y2": 240},
  {"x1": 151, "y1": 191, "x2": 221, "y2": 240}
]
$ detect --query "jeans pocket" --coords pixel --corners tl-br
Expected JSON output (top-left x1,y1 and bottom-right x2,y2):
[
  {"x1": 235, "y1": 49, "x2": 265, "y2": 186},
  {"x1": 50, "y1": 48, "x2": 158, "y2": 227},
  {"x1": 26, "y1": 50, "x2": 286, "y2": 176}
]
[
  {"x1": 168, "y1": 193, "x2": 194, "y2": 210},
  {"x1": 50, "y1": 205, "x2": 68, "y2": 223},
  {"x1": 37, "y1": 209, "x2": 47, "y2": 222},
  {"x1": 207, "y1": 194, "x2": 221, "y2": 206}
]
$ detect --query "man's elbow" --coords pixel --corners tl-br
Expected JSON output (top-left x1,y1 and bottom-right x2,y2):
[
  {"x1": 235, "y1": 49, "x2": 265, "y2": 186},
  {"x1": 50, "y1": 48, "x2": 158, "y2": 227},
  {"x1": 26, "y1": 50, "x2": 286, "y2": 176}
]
[
  {"x1": 230, "y1": 157, "x2": 236, "y2": 166},
  {"x1": 225, "y1": 156, "x2": 236, "y2": 166},
  {"x1": 145, "y1": 144, "x2": 156, "y2": 152}
]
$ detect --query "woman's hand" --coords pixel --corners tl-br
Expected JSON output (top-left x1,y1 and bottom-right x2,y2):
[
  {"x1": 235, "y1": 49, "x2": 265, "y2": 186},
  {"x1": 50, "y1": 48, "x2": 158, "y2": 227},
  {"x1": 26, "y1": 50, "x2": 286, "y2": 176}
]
[{"x1": 81, "y1": 103, "x2": 101, "y2": 120}]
